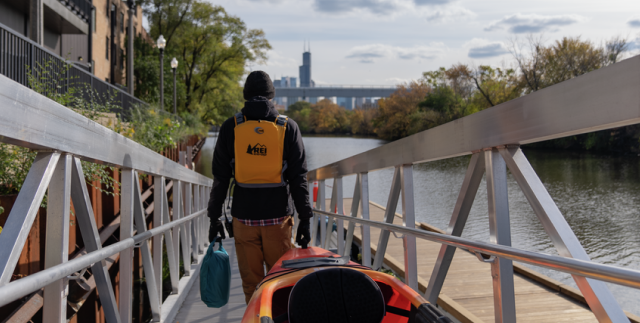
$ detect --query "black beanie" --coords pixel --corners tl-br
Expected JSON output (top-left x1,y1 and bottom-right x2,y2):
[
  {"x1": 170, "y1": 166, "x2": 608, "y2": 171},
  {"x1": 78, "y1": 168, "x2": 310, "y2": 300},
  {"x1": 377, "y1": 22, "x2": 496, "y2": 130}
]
[{"x1": 243, "y1": 71, "x2": 275, "y2": 100}]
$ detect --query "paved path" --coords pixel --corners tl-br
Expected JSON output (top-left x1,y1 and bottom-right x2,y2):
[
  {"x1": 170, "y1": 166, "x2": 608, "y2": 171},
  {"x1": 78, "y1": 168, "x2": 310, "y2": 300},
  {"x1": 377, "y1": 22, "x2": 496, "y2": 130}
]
[{"x1": 172, "y1": 238, "x2": 247, "y2": 323}]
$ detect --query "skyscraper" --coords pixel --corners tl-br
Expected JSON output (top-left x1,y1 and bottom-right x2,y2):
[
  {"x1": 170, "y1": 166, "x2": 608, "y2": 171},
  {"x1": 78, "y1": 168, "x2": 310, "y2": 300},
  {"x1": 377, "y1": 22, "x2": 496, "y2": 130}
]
[{"x1": 299, "y1": 42, "x2": 312, "y2": 87}]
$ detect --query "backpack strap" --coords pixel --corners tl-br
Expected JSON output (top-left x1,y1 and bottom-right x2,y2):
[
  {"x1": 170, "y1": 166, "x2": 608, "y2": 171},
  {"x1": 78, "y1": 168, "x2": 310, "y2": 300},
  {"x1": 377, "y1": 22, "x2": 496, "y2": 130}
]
[
  {"x1": 276, "y1": 115, "x2": 288, "y2": 127},
  {"x1": 234, "y1": 112, "x2": 245, "y2": 126}
]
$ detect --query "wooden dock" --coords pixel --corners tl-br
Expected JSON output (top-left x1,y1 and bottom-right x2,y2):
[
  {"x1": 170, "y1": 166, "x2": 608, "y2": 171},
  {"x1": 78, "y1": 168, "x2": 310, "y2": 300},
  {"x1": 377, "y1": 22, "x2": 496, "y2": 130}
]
[
  {"x1": 171, "y1": 238, "x2": 247, "y2": 323},
  {"x1": 170, "y1": 200, "x2": 640, "y2": 322},
  {"x1": 343, "y1": 198, "x2": 640, "y2": 323}
]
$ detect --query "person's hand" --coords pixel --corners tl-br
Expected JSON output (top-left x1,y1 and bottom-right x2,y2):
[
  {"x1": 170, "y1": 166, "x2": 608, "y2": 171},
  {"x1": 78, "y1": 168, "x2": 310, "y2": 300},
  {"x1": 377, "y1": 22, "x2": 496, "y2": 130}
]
[
  {"x1": 296, "y1": 218, "x2": 311, "y2": 249},
  {"x1": 208, "y1": 218, "x2": 225, "y2": 242}
]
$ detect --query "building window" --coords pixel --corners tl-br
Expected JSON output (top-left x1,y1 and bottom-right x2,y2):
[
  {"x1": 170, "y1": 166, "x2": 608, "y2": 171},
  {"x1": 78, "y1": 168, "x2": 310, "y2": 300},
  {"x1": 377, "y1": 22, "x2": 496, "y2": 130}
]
[
  {"x1": 121, "y1": 49, "x2": 124, "y2": 70},
  {"x1": 92, "y1": 9, "x2": 96, "y2": 32},
  {"x1": 106, "y1": 1, "x2": 109, "y2": 17},
  {"x1": 106, "y1": 37, "x2": 109, "y2": 60},
  {"x1": 134, "y1": 27, "x2": 137, "y2": 37},
  {"x1": 91, "y1": 60, "x2": 95, "y2": 74},
  {"x1": 121, "y1": 13, "x2": 125, "y2": 33}
]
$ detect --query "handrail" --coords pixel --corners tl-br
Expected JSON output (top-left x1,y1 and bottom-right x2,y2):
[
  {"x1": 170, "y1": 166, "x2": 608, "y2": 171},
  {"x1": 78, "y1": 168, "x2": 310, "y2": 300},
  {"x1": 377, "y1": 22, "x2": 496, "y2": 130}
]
[
  {"x1": 311, "y1": 209, "x2": 640, "y2": 289},
  {"x1": 0, "y1": 74, "x2": 209, "y2": 185},
  {"x1": 0, "y1": 21, "x2": 147, "y2": 115},
  {"x1": 0, "y1": 74, "x2": 212, "y2": 323},
  {"x1": 305, "y1": 57, "x2": 640, "y2": 322},
  {"x1": 0, "y1": 209, "x2": 206, "y2": 308},
  {"x1": 307, "y1": 55, "x2": 640, "y2": 181}
]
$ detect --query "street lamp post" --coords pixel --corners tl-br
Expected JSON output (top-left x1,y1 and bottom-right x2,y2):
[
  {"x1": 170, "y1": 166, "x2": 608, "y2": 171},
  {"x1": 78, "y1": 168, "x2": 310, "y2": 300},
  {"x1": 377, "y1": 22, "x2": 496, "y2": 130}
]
[
  {"x1": 157, "y1": 35, "x2": 166, "y2": 110},
  {"x1": 171, "y1": 58, "x2": 178, "y2": 114}
]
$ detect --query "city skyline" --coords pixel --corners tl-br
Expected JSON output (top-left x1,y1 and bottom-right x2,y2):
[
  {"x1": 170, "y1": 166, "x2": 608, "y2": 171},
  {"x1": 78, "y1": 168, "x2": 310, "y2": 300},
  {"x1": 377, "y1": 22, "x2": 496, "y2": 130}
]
[{"x1": 213, "y1": 0, "x2": 640, "y2": 86}]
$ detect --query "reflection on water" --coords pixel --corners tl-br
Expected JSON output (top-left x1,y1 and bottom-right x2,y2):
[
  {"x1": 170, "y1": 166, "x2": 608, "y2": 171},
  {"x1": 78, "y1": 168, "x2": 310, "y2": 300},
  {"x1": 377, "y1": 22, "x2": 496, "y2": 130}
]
[{"x1": 197, "y1": 134, "x2": 640, "y2": 315}]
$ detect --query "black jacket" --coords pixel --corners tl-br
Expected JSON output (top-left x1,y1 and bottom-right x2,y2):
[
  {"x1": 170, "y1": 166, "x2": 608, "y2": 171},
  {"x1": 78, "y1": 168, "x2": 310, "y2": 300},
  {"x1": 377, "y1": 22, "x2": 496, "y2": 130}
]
[{"x1": 206, "y1": 97, "x2": 313, "y2": 221}]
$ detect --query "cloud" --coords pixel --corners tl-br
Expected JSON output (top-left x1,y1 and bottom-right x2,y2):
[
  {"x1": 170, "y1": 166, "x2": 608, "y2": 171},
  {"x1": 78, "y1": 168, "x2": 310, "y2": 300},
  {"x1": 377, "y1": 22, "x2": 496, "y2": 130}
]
[
  {"x1": 414, "y1": 0, "x2": 451, "y2": 5},
  {"x1": 263, "y1": 51, "x2": 298, "y2": 68},
  {"x1": 485, "y1": 13, "x2": 587, "y2": 33},
  {"x1": 464, "y1": 38, "x2": 509, "y2": 58},
  {"x1": 629, "y1": 18, "x2": 640, "y2": 28},
  {"x1": 346, "y1": 43, "x2": 446, "y2": 62},
  {"x1": 424, "y1": 5, "x2": 476, "y2": 23},
  {"x1": 313, "y1": 0, "x2": 400, "y2": 15},
  {"x1": 385, "y1": 77, "x2": 411, "y2": 84}
]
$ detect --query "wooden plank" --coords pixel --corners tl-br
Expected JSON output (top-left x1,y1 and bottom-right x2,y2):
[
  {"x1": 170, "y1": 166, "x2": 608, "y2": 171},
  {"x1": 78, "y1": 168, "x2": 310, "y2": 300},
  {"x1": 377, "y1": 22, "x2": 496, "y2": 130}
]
[
  {"x1": 341, "y1": 198, "x2": 602, "y2": 323},
  {"x1": 172, "y1": 238, "x2": 246, "y2": 323}
]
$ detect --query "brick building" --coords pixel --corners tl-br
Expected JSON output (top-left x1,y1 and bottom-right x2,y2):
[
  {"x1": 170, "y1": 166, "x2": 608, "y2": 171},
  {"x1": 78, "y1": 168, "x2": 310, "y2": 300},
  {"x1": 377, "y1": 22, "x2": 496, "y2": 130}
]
[{"x1": 0, "y1": 0, "x2": 151, "y2": 88}]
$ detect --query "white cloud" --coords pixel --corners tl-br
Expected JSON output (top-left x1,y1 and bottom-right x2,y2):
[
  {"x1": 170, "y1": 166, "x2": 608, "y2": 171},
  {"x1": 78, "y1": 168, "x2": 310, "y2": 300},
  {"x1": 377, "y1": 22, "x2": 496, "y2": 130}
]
[
  {"x1": 385, "y1": 77, "x2": 412, "y2": 84},
  {"x1": 464, "y1": 38, "x2": 509, "y2": 58},
  {"x1": 424, "y1": 5, "x2": 476, "y2": 23},
  {"x1": 629, "y1": 18, "x2": 640, "y2": 28},
  {"x1": 313, "y1": 0, "x2": 409, "y2": 15},
  {"x1": 263, "y1": 51, "x2": 298, "y2": 68},
  {"x1": 346, "y1": 43, "x2": 447, "y2": 62},
  {"x1": 485, "y1": 13, "x2": 587, "y2": 34}
]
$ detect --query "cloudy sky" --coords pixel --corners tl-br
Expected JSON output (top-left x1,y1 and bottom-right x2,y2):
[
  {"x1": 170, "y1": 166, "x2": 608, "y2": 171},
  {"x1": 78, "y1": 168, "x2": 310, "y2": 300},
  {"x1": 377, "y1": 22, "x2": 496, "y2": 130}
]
[{"x1": 210, "y1": 0, "x2": 640, "y2": 86}]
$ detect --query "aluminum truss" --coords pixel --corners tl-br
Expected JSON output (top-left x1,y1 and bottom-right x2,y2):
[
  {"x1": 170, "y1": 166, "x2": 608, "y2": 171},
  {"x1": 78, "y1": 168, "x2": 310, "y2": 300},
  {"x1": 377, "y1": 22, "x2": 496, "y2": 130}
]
[
  {"x1": 0, "y1": 74, "x2": 213, "y2": 323},
  {"x1": 307, "y1": 55, "x2": 640, "y2": 323}
]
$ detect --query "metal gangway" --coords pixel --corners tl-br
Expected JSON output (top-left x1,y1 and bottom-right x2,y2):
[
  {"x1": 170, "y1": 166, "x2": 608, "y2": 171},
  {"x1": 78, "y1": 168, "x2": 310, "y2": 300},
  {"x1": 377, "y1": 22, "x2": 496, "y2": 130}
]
[{"x1": 1, "y1": 54, "x2": 640, "y2": 323}]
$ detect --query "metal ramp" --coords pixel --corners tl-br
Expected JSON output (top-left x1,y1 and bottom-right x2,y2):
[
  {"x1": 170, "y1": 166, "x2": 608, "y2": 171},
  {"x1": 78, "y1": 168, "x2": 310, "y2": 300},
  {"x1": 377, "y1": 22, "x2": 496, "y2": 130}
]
[{"x1": 172, "y1": 239, "x2": 247, "y2": 323}]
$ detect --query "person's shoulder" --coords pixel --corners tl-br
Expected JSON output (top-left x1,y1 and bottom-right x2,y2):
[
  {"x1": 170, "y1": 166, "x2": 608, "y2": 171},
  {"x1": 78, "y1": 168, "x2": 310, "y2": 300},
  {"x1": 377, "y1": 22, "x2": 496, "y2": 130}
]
[
  {"x1": 284, "y1": 116, "x2": 299, "y2": 130},
  {"x1": 220, "y1": 115, "x2": 237, "y2": 130}
]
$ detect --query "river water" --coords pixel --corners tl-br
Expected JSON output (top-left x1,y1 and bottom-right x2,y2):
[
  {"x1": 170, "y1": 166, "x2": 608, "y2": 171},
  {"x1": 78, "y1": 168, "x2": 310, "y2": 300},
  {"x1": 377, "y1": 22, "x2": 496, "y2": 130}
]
[{"x1": 197, "y1": 134, "x2": 640, "y2": 316}]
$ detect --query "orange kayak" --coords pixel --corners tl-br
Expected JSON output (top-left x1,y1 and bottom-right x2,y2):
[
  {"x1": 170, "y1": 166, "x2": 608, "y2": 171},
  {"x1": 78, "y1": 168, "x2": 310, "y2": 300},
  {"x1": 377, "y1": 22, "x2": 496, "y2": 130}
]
[{"x1": 241, "y1": 246, "x2": 452, "y2": 323}]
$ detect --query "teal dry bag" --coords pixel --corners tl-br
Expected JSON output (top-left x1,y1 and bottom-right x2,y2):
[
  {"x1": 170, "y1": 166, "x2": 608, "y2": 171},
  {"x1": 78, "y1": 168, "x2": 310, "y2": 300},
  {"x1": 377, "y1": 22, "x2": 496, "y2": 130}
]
[{"x1": 200, "y1": 240, "x2": 231, "y2": 308}]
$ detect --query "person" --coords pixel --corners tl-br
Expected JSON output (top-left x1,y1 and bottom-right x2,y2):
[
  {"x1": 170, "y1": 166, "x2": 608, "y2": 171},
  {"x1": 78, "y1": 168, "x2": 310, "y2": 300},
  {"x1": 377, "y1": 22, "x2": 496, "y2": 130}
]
[{"x1": 207, "y1": 71, "x2": 312, "y2": 304}]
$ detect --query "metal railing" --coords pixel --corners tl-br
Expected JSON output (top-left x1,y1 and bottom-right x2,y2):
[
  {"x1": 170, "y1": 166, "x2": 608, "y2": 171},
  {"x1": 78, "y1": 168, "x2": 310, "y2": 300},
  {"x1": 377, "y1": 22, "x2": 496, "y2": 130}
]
[
  {"x1": 59, "y1": 0, "x2": 93, "y2": 22},
  {"x1": 0, "y1": 74, "x2": 212, "y2": 323},
  {"x1": 307, "y1": 54, "x2": 640, "y2": 323},
  {"x1": 0, "y1": 22, "x2": 147, "y2": 116}
]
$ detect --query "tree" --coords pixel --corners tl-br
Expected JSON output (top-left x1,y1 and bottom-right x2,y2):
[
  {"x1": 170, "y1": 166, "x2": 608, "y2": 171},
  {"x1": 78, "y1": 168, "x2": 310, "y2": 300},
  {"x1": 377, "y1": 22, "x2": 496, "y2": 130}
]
[
  {"x1": 509, "y1": 35, "x2": 629, "y2": 93},
  {"x1": 287, "y1": 101, "x2": 311, "y2": 113},
  {"x1": 373, "y1": 81, "x2": 431, "y2": 140},
  {"x1": 138, "y1": 0, "x2": 270, "y2": 125},
  {"x1": 465, "y1": 65, "x2": 522, "y2": 109},
  {"x1": 310, "y1": 99, "x2": 351, "y2": 134}
]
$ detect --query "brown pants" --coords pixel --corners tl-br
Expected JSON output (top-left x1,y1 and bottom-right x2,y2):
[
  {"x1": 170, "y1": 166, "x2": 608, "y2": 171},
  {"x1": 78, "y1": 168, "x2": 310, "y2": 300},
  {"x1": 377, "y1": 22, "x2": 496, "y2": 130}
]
[{"x1": 233, "y1": 216, "x2": 293, "y2": 304}]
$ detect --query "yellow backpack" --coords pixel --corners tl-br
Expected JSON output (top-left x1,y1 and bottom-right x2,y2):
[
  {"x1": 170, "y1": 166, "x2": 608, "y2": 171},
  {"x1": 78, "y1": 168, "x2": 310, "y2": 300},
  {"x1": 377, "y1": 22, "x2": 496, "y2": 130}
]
[{"x1": 233, "y1": 113, "x2": 288, "y2": 187}]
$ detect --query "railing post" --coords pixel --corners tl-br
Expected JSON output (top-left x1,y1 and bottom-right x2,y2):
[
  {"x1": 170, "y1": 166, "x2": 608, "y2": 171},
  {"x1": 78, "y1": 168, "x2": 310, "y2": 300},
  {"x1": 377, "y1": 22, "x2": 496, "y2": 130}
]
[
  {"x1": 317, "y1": 180, "x2": 326, "y2": 246},
  {"x1": 485, "y1": 148, "x2": 516, "y2": 323},
  {"x1": 162, "y1": 181, "x2": 179, "y2": 294},
  {"x1": 372, "y1": 166, "x2": 402, "y2": 270},
  {"x1": 119, "y1": 168, "x2": 135, "y2": 323},
  {"x1": 70, "y1": 157, "x2": 121, "y2": 323},
  {"x1": 324, "y1": 178, "x2": 339, "y2": 250},
  {"x1": 153, "y1": 176, "x2": 164, "y2": 304},
  {"x1": 359, "y1": 173, "x2": 372, "y2": 268},
  {"x1": 0, "y1": 152, "x2": 60, "y2": 286},
  {"x1": 43, "y1": 154, "x2": 72, "y2": 323},
  {"x1": 425, "y1": 152, "x2": 485, "y2": 304},
  {"x1": 400, "y1": 164, "x2": 418, "y2": 292},
  {"x1": 499, "y1": 146, "x2": 630, "y2": 322},
  {"x1": 132, "y1": 172, "x2": 160, "y2": 321},
  {"x1": 336, "y1": 177, "x2": 345, "y2": 255},
  {"x1": 186, "y1": 183, "x2": 196, "y2": 263},
  {"x1": 344, "y1": 175, "x2": 361, "y2": 257},
  {"x1": 173, "y1": 181, "x2": 182, "y2": 274}
]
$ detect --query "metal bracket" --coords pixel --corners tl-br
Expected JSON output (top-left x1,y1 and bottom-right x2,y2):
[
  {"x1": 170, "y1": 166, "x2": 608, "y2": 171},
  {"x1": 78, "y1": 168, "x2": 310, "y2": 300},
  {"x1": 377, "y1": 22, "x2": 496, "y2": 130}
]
[
  {"x1": 471, "y1": 250, "x2": 496, "y2": 263},
  {"x1": 391, "y1": 231, "x2": 405, "y2": 239},
  {"x1": 67, "y1": 268, "x2": 88, "y2": 281}
]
